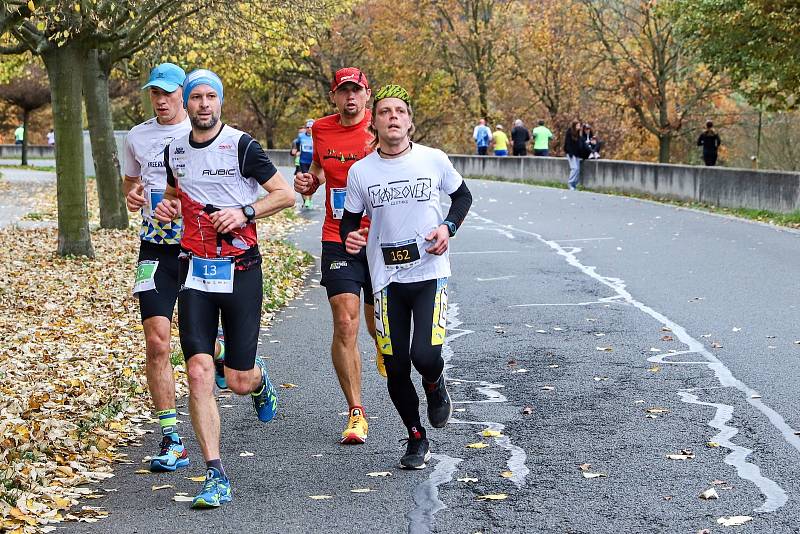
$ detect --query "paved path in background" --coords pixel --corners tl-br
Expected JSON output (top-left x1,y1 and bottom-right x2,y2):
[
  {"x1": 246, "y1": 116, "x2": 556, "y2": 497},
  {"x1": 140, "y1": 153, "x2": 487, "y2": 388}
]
[
  {"x1": 50, "y1": 177, "x2": 800, "y2": 533},
  {"x1": 0, "y1": 166, "x2": 56, "y2": 228}
]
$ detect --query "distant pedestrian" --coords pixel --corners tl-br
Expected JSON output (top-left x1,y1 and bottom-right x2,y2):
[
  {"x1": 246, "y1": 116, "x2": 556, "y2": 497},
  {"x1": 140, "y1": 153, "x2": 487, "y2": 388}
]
[
  {"x1": 293, "y1": 120, "x2": 315, "y2": 209},
  {"x1": 582, "y1": 123, "x2": 600, "y2": 159},
  {"x1": 491, "y1": 124, "x2": 509, "y2": 156},
  {"x1": 14, "y1": 124, "x2": 24, "y2": 145},
  {"x1": 510, "y1": 119, "x2": 530, "y2": 156},
  {"x1": 564, "y1": 120, "x2": 583, "y2": 190},
  {"x1": 531, "y1": 120, "x2": 553, "y2": 156},
  {"x1": 472, "y1": 118, "x2": 492, "y2": 155},
  {"x1": 697, "y1": 120, "x2": 721, "y2": 166},
  {"x1": 46, "y1": 129, "x2": 55, "y2": 146}
]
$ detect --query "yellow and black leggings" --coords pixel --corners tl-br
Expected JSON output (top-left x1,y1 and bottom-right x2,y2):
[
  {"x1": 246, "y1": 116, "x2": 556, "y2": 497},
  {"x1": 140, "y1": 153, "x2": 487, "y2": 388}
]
[{"x1": 375, "y1": 278, "x2": 448, "y2": 431}]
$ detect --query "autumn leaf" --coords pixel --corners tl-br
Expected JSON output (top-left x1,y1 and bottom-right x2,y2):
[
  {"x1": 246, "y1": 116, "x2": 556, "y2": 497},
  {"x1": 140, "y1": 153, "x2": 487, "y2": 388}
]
[
  {"x1": 477, "y1": 494, "x2": 507, "y2": 501},
  {"x1": 467, "y1": 442, "x2": 490, "y2": 449},
  {"x1": 717, "y1": 516, "x2": 752, "y2": 526}
]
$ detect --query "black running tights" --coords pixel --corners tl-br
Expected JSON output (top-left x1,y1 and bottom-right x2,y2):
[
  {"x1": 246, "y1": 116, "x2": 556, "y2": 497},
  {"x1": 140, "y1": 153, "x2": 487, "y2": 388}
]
[{"x1": 374, "y1": 278, "x2": 447, "y2": 431}]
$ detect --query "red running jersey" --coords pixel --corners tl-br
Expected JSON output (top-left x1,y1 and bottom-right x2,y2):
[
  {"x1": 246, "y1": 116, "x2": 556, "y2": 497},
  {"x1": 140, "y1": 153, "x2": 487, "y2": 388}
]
[{"x1": 312, "y1": 111, "x2": 373, "y2": 243}]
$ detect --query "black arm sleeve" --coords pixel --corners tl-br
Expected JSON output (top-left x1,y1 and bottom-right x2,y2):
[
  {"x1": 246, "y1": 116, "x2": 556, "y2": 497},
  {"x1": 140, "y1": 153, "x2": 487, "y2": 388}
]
[
  {"x1": 238, "y1": 134, "x2": 278, "y2": 184},
  {"x1": 339, "y1": 208, "x2": 364, "y2": 243},
  {"x1": 164, "y1": 145, "x2": 175, "y2": 187},
  {"x1": 445, "y1": 181, "x2": 472, "y2": 230}
]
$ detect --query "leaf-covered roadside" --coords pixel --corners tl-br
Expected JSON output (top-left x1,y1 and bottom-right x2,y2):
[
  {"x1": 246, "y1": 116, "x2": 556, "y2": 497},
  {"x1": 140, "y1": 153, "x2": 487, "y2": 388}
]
[{"x1": 0, "y1": 211, "x2": 310, "y2": 532}]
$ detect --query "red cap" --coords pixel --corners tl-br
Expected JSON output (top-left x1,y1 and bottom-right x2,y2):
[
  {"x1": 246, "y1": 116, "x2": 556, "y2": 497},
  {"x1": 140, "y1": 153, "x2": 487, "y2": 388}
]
[{"x1": 330, "y1": 67, "x2": 369, "y2": 92}]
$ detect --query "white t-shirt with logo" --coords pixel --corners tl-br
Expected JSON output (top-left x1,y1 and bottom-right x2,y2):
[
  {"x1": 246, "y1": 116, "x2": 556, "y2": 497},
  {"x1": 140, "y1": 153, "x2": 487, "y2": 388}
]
[
  {"x1": 344, "y1": 143, "x2": 463, "y2": 293},
  {"x1": 123, "y1": 116, "x2": 191, "y2": 245}
]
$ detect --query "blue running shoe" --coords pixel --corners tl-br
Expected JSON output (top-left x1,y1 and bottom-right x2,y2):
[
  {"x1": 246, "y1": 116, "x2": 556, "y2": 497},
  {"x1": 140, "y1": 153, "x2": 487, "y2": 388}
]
[
  {"x1": 149, "y1": 434, "x2": 189, "y2": 472},
  {"x1": 191, "y1": 467, "x2": 232, "y2": 509},
  {"x1": 214, "y1": 328, "x2": 227, "y2": 390},
  {"x1": 252, "y1": 357, "x2": 278, "y2": 422}
]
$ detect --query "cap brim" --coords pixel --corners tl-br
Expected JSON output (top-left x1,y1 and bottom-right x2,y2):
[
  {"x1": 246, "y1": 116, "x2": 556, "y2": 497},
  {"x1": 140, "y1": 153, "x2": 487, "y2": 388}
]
[
  {"x1": 332, "y1": 81, "x2": 368, "y2": 92},
  {"x1": 142, "y1": 80, "x2": 181, "y2": 92}
]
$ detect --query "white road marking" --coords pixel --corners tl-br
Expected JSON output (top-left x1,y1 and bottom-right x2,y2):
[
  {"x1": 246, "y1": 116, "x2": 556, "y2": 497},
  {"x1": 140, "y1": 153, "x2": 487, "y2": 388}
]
[
  {"x1": 472, "y1": 211, "x2": 791, "y2": 513},
  {"x1": 554, "y1": 237, "x2": 616, "y2": 243}
]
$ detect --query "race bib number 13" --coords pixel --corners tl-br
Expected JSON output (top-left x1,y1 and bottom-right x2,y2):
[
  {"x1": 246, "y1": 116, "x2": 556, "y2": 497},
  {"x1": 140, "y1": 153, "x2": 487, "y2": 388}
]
[{"x1": 184, "y1": 256, "x2": 234, "y2": 294}]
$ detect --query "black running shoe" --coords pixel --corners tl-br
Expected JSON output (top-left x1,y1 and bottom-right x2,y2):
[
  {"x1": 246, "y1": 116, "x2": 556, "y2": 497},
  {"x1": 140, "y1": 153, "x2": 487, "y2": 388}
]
[
  {"x1": 423, "y1": 374, "x2": 452, "y2": 428},
  {"x1": 400, "y1": 428, "x2": 431, "y2": 470}
]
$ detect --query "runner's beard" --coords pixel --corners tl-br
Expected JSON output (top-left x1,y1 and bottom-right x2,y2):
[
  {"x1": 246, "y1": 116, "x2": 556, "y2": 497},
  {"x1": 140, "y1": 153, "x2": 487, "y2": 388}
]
[{"x1": 190, "y1": 113, "x2": 220, "y2": 130}]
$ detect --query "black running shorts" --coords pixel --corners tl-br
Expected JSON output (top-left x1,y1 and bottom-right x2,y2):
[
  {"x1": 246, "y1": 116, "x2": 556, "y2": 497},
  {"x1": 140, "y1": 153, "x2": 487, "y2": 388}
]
[
  {"x1": 320, "y1": 241, "x2": 373, "y2": 303},
  {"x1": 136, "y1": 241, "x2": 181, "y2": 322},
  {"x1": 177, "y1": 257, "x2": 263, "y2": 371}
]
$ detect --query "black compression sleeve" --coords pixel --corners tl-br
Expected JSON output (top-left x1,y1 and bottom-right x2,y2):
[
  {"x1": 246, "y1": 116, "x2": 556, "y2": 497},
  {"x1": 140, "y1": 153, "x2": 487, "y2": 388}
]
[
  {"x1": 445, "y1": 181, "x2": 472, "y2": 229},
  {"x1": 339, "y1": 209, "x2": 364, "y2": 243},
  {"x1": 238, "y1": 134, "x2": 278, "y2": 184},
  {"x1": 164, "y1": 145, "x2": 175, "y2": 187}
]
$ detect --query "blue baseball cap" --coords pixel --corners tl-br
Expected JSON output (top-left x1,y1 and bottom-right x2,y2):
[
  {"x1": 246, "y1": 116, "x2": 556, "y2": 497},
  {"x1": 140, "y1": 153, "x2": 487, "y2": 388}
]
[
  {"x1": 183, "y1": 69, "x2": 224, "y2": 107},
  {"x1": 142, "y1": 63, "x2": 186, "y2": 92}
]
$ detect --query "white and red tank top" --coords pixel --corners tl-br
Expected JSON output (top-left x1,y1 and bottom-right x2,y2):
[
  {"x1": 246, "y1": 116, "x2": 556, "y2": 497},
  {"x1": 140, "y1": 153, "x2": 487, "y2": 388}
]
[{"x1": 165, "y1": 124, "x2": 277, "y2": 261}]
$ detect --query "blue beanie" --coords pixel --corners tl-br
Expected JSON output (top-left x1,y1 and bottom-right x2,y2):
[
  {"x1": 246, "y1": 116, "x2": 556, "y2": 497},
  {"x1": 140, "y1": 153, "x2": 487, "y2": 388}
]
[{"x1": 183, "y1": 69, "x2": 224, "y2": 107}]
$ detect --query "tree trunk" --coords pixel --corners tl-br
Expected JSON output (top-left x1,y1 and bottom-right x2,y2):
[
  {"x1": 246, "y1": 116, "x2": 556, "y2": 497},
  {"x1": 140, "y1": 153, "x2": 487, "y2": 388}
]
[
  {"x1": 42, "y1": 43, "x2": 94, "y2": 258},
  {"x1": 264, "y1": 118, "x2": 275, "y2": 149},
  {"x1": 21, "y1": 108, "x2": 28, "y2": 166},
  {"x1": 658, "y1": 134, "x2": 671, "y2": 163},
  {"x1": 84, "y1": 49, "x2": 128, "y2": 229}
]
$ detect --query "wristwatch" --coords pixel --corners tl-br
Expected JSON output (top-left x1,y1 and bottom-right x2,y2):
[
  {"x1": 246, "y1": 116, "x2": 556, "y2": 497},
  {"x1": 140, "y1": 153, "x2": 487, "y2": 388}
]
[
  {"x1": 242, "y1": 205, "x2": 256, "y2": 223},
  {"x1": 443, "y1": 220, "x2": 457, "y2": 237}
]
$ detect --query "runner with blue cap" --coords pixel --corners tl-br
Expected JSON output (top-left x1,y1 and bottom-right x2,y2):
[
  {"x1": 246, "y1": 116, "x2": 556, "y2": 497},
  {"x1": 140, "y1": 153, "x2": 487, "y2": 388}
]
[{"x1": 123, "y1": 62, "x2": 227, "y2": 476}]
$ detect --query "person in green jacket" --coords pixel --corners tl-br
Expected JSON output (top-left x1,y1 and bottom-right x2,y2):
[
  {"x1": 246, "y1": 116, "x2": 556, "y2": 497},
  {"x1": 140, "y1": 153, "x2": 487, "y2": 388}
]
[{"x1": 531, "y1": 120, "x2": 553, "y2": 156}]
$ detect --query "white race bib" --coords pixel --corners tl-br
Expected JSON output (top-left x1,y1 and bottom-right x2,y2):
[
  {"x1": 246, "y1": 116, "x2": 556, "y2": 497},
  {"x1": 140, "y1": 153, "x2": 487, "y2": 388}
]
[
  {"x1": 146, "y1": 187, "x2": 165, "y2": 219},
  {"x1": 184, "y1": 256, "x2": 234, "y2": 294},
  {"x1": 380, "y1": 238, "x2": 422, "y2": 270},
  {"x1": 133, "y1": 260, "x2": 158, "y2": 294},
  {"x1": 330, "y1": 188, "x2": 347, "y2": 219}
]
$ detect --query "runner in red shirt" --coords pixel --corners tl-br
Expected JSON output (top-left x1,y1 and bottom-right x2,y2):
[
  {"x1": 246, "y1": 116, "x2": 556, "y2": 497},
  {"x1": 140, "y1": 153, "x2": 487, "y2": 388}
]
[{"x1": 295, "y1": 67, "x2": 379, "y2": 444}]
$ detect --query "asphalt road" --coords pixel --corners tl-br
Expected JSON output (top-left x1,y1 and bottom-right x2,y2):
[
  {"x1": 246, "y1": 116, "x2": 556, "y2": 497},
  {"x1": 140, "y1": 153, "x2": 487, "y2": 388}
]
[{"x1": 63, "y1": 176, "x2": 800, "y2": 533}]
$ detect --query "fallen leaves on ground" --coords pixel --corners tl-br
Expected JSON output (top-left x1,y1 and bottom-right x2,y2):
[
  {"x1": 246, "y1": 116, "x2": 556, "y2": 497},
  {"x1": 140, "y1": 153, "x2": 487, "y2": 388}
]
[
  {"x1": 666, "y1": 449, "x2": 696, "y2": 460},
  {"x1": 699, "y1": 488, "x2": 718, "y2": 500},
  {"x1": 717, "y1": 516, "x2": 752, "y2": 526},
  {"x1": 481, "y1": 430, "x2": 502, "y2": 438},
  {"x1": 476, "y1": 494, "x2": 507, "y2": 501},
  {"x1": 581, "y1": 472, "x2": 607, "y2": 479},
  {"x1": 0, "y1": 203, "x2": 310, "y2": 532},
  {"x1": 467, "y1": 442, "x2": 490, "y2": 449}
]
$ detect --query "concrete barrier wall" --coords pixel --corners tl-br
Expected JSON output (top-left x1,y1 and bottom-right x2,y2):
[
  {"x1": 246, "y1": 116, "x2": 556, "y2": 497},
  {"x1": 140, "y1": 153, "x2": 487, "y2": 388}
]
[
  {"x1": 450, "y1": 154, "x2": 800, "y2": 213},
  {"x1": 0, "y1": 144, "x2": 54, "y2": 158},
  {"x1": 15, "y1": 137, "x2": 799, "y2": 213}
]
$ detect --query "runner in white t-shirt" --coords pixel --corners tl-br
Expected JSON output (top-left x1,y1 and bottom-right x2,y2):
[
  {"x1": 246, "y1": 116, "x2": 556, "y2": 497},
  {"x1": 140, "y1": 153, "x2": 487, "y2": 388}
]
[
  {"x1": 340, "y1": 85, "x2": 472, "y2": 470},
  {"x1": 122, "y1": 63, "x2": 199, "y2": 474}
]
